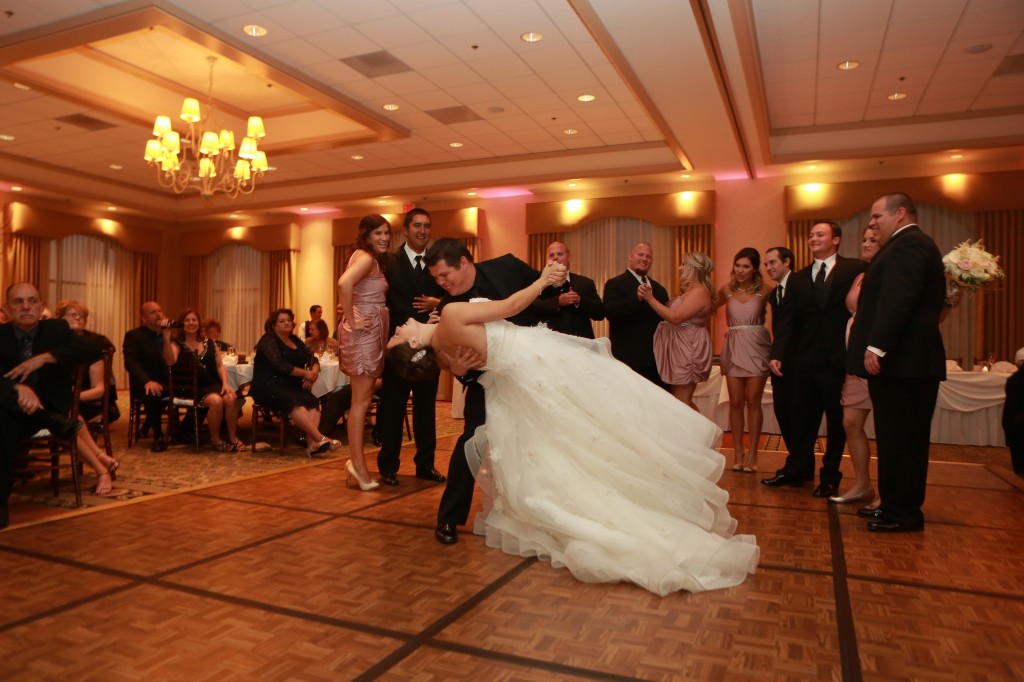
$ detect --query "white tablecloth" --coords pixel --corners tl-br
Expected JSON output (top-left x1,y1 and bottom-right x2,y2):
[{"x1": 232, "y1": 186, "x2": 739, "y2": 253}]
[
  {"x1": 223, "y1": 356, "x2": 348, "y2": 399},
  {"x1": 693, "y1": 366, "x2": 1007, "y2": 447},
  {"x1": 454, "y1": 364, "x2": 1008, "y2": 446}
]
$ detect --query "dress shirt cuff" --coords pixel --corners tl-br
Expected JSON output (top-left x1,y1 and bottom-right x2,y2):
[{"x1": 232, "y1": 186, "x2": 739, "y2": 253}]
[{"x1": 867, "y1": 345, "x2": 886, "y2": 358}]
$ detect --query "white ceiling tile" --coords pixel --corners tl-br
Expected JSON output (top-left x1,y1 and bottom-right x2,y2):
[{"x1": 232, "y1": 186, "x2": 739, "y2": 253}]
[
  {"x1": 463, "y1": 0, "x2": 549, "y2": 27},
  {"x1": 468, "y1": 53, "x2": 533, "y2": 80},
  {"x1": 483, "y1": 143, "x2": 530, "y2": 155},
  {"x1": 374, "y1": 72, "x2": 440, "y2": 97},
  {"x1": 406, "y1": 2, "x2": 489, "y2": 39},
  {"x1": 255, "y1": 1, "x2": 345, "y2": 37},
  {"x1": 815, "y1": 110, "x2": 861, "y2": 125},
  {"x1": 915, "y1": 97, "x2": 976, "y2": 115},
  {"x1": 770, "y1": 113, "x2": 817, "y2": 129},
  {"x1": 540, "y1": 67, "x2": 601, "y2": 92},
  {"x1": 598, "y1": 131, "x2": 645, "y2": 146},
  {"x1": 980, "y1": 76, "x2": 1024, "y2": 96},
  {"x1": 816, "y1": 93, "x2": 867, "y2": 114},
  {"x1": 972, "y1": 90, "x2": 1024, "y2": 108},
  {"x1": 314, "y1": 0, "x2": 401, "y2": 24},
  {"x1": 388, "y1": 41, "x2": 462, "y2": 70},
  {"x1": 820, "y1": 0, "x2": 896, "y2": 32},
  {"x1": 487, "y1": 114, "x2": 543, "y2": 132},
  {"x1": 491, "y1": 75, "x2": 555, "y2": 99},
  {"x1": 922, "y1": 81, "x2": 985, "y2": 100},
  {"x1": 862, "y1": 103, "x2": 916, "y2": 120},
  {"x1": 878, "y1": 44, "x2": 948, "y2": 71},
  {"x1": 817, "y1": 72, "x2": 875, "y2": 96},
  {"x1": 890, "y1": 0, "x2": 967, "y2": 23},
  {"x1": 758, "y1": 38, "x2": 819, "y2": 66},
  {"x1": 762, "y1": 59, "x2": 818, "y2": 84},
  {"x1": 950, "y1": 4, "x2": 1024, "y2": 39},
  {"x1": 341, "y1": 80, "x2": 394, "y2": 102},
  {"x1": 304, "y1": 26, "x2": 381, "y2": 59},
  {"x1": 260, "y1": 38, "x2": 336, "y2": 68},
  {"x1": 420, "y1": 63, "x2": 486, "y2": 88},
  {"x1": 211, "y1": 12, "x2": 299, "y2": 45},
  {"x1": 752, "y1": 0, "x2": 819, "y2": 39},
  {"x1": 444, "y1": 82, "x2": 504, "y2": 105},
  {"x1": 930, "y1": 58, "x2": 1002, "y2": 82},
  {"x1": 353, "y1": 15, "x2": 434, "y2": 49},
  {"x1": 519, "y1": 45, "x2": 588, "y2": 73}
]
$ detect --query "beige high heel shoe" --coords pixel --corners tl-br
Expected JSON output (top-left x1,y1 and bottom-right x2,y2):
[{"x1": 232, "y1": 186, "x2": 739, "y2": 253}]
[{"x1": 346, "y1": 460, "x2": 380, "y2": 491}]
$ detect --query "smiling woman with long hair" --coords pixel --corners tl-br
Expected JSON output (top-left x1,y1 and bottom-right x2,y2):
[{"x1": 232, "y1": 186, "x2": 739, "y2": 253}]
[{"x1": 337, "y1": 214, "x2": 391, "y2": 491}]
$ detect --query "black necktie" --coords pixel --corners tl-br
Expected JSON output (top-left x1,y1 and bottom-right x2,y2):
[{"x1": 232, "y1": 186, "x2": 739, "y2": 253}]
[
  {"x1": 414, "y1": 255, "x2": 423, "y2": 272},
  {"x1": 815, "y1": 263, "x2": 827, "y2": 286},
  {"x1": 640, "y1": 276, "x2": 649, "y2": 286},
  {"x1": 20, "y1": 334, "x2": 33, "y2": 361},
  {"x1": 777, "y1": 284, "x2": 784, "y2": 304}
]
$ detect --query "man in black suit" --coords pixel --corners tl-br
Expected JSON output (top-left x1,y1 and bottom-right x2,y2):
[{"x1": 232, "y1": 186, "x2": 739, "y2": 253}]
[
  {"x1": 848, "y1": 193, "x2": 946, "y2": 532},
  {"x1": 377, "y1": 208, "x2": 447, "y2": 486},
  {"x1": 1004, "y1": 348, "x2": 1024, "y2": 476},
  {"x1": 123, "y1": 300, "x2": 171, "y2": 451},
  {"x1": 533, "y1": 241, "x2": 604, "y2": 338},
  {"x1": 425, "y1": 238, "x2": 565, "y2": 544},
  {"x1": 763, "y1": 222, "x2": 866, "y2": 497},
  {"x1": 1, "y1": 282, "x2": 100, "y2": 527},
  {"x1": 763, "y1": 246, "x2": 796, "y2": 454},
  {"x1": 603, "y1": 242, "x2": 669, "y2": 387}
]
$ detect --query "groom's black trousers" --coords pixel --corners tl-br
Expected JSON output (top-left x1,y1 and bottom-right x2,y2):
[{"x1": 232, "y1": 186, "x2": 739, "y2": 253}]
[{"x1": 437, "y1": 381, "x2": 484, "y2": 526}]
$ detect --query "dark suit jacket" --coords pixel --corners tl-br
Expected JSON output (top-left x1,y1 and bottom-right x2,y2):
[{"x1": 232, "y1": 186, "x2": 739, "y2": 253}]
[
  {"x1": 438, "y1": 254, "x2": 540, "y2": 325},
  {"x1": 767, "y1": 274, "x2": 796, "y2": 368},
  {"x1": 770, "y1": 255, "x2": 866, "y2": 375},
  {"x1": 0, "y1": 319, "x2": 101, "y2": 414},
  {"x1": 603, "y1": 271, "x2": 668, "y2": 370},
  {"x1": 847, "y1": 226, "x2": 946, "y2": 379},
  {"x1": 533, "y1": 272, "x2": 604, "y2": 338},
  {"x1": 385, "y1": 243, "x2": 446, "y2": 335},
  {"x1": 123, "y1": 325, "x2": 167, "y2": 395}
]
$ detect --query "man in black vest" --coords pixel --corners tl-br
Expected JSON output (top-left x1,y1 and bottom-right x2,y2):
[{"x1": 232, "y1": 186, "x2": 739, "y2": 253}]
[{"x1": 426, "y1": 238, "x2": 565, "y2": 544}]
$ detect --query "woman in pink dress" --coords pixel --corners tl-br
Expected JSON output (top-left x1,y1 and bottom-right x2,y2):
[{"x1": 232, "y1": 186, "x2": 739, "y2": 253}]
[
  {"x1": 830, "y1": 227, "x2": 880, "y2": 505},
  {"x1": 641, "y1": 252, "x2": 715, "y2": 411},
  {"x1": 716, "y1": 247, "x2": 771, "y2": 473},
  {"x1": 338, "y1": 214, "x2": 391, "y2": 491}
]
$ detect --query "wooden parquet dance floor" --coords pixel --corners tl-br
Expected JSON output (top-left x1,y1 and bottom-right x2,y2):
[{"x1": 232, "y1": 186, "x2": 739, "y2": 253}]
[{"x1": 1, "y1": 429, "x2": 1023, "y2": 680}]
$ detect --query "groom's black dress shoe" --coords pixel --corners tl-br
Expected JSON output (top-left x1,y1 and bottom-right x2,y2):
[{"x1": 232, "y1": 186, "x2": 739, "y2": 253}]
[
  {"x1": 856, "y1": 506, "x2": 884, "y2": 519},
  {"x1": 761, "y1": 473, "x2": 803, "y2": 487},
  {"x1": 380, "y1": 473, "x2": 400, "y2": 486},
  {"x1": 812, "y1": 482, "x2": 838, "y2": 498},
  {"x1": 435, "y1": 523, "x2": 458, "y2": 544},
  {"x1": 416, "y1": 468, "x2": 446, "y2": 483},
  {"x1": 868, "y1": 519, "x2": 923, "y2": 533}
]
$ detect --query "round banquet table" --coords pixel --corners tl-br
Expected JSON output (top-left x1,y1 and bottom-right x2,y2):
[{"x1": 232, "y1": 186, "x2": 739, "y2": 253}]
[{"x1": 223, "y1": 354, "x2": 348, "y2": 399}]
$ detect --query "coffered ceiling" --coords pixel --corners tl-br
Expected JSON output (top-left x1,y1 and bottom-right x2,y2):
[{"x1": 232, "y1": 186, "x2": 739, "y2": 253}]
[{"x1": 0, "y1": 0, "x2": 1021, "y2": 221}]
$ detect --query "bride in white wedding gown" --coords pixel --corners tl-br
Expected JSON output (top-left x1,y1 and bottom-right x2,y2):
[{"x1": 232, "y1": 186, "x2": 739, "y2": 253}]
[{"x1": 388, "y1": 263, "x2": 758, "y2": 595}]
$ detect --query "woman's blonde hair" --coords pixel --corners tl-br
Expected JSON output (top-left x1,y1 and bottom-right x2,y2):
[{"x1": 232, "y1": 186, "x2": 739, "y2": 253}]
[{"x1": 679, "y1": 252, "x2": 716, "y2": 304}]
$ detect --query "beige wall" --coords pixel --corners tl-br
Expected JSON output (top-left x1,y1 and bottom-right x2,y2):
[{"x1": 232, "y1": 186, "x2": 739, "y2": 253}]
[{"x1": 296, "y1": 215, "x2": 337, "y2": 329}]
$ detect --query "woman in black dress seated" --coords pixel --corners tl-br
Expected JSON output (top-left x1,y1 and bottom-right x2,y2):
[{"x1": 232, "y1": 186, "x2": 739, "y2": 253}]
[
  {"x1": 162, "y1": 308, "x2": 243, "y2": 452},
  {"x1": 54, "y1": 299, "x2": 120, "y2": 494},
  {"x1": 250, "y1": 308, "x2": 340, "y2": 456}
]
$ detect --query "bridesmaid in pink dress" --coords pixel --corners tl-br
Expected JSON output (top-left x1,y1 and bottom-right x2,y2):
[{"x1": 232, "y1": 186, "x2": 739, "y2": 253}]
[
  {"x1": 641, "y1": 252, "x2": 715, "y2": 411},
  {"x1": 338, "y1": 214, "x2": 392, "y2": 491},
  {"x1": 715, "y1": 247, "x2": 771, "y2": 473},
  {"x1": 830, "y1": 227, "x2": 881, "y2": 506}
]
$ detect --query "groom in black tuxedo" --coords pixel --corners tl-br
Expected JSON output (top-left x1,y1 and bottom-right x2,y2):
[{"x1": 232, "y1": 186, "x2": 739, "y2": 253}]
[
  {"x1": 848, "y1": 193, "x2": 946, "y2": 532},
  {"x1": 425, "y1": 238, "x2": 566, "y2": 544},
  {"x1": 764, "y1": 222, "x2": 866, "y2": 497}
]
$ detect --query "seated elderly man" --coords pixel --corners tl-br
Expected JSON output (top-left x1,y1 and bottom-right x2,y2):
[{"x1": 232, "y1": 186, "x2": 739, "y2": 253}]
[
  {"x1": 1, "y1": 283, "x2": 102, "y2": 526},
  {"x1": 123, "y1": 301, "x2": 171, "y2": 451}
]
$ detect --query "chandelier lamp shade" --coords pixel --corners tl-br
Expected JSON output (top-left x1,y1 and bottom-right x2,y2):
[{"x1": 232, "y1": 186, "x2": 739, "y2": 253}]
[{"x1": 144, "y1": 57, "x2": 268, "y2": 199}]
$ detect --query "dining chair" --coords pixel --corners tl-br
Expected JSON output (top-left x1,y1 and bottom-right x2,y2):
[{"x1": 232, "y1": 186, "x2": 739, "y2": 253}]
[
  {"x1": 15, "y1": 365, "x2": 87, "y2": 507},
  {"x1": 86, "y1": 348, "x2": 116, "y2": 458},
  {"x1": 249, "y1": 400, "x2": 293, "y2": 454},
  {"x1": 166, "y1": 349, "x2": 203, "y2": 452}
]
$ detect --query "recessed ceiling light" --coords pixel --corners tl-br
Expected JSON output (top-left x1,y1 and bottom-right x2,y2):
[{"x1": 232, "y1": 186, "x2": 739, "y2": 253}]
[
  {"x1": 109, "y1": 164, "x2": 123, "y2": 171},
  {"x1": 948, "y1": 153, "x2": 965, "y2": 160},
  {"x1": 299, "y1": 207, "x2": 309, "y2": 212},
  {"x1": 965, "y1": 43, "x2": 993, "y2": 55},
  {"x1": 10, "y1": 185, "x2": 23, "y2": 191},
  {"x1": 0, "y1": 134, "x2": 14, "y2": 141},
  {"x1": 577, "y1": 94, "x2": 596, "y2": 102},
  {"x1": 887, "y1": 92, "x2": 908, "y2": 101},
  {"x1": 13, "y1": 82, "x2": 31, "y2": 91},
  {"x1": 836, "y1": 60, "x2": 860, "y2": 71},
  {"x1": 466, "y1": 192, "x2": 477, "y2": 196},
  {"x1": 567, "y1": 183, "x2": 577, "y2": 187},
  {"x1": 449, "y1": 142, "x2": 464, "y2": 148},
  {"x1": 806, "y1": 163, "x2": 818, "y2": 170},
  {"x1": 563, "y1": 128, "x2": 578, "y2": 135},
  {"x1": 242, "y1": 24, "x2": 268, "y2": 37},
  {"x1": 377, "y1": 200, "x2": 386, "y2": 204},
  {"x1": 106, "y1": 206, "x2": 117, "y2": 211},
  {"x1": 679, "y1": 174, "x2": 691, "y2": 179},
  {"x1": 350, "y1": 154, "x2": 364, "y2": 160},
  {"x1": 520, "y1": 32, "x2": 543, "y2": 43},
  {"x1": 382, "y1": 103, "x2": 399, "y2": 111},
  {"x1": 229, "y1": 213, "x2": 240, "y2": 219}
]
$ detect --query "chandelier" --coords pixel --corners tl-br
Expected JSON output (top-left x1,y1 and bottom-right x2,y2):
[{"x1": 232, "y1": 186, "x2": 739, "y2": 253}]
[{"x1": 144, "y1": 56, "x2": 269, "y2": 199}]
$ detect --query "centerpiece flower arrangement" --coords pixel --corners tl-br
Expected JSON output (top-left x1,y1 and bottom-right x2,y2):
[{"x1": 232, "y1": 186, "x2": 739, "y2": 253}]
[{"x1": 942, "y1": 240, "x2": 1004, "y2": 298}]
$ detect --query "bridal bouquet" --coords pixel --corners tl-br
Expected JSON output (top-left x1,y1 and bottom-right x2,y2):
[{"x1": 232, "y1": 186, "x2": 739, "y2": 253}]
[{"x1": 942, "y1": 240, "x2": 1004, "y2": 296}]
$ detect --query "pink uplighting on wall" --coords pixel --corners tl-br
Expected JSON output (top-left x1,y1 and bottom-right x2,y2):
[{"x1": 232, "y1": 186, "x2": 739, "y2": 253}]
[{"x1": 477, "y1": 187, "x2": 534, "y2": 199}]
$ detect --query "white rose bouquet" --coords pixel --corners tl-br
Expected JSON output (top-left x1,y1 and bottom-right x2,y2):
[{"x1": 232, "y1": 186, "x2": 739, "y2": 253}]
[{"x1": 942, "y1": 240, "x2": 1004, "y2": 298}]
